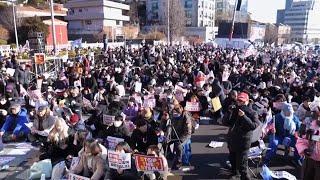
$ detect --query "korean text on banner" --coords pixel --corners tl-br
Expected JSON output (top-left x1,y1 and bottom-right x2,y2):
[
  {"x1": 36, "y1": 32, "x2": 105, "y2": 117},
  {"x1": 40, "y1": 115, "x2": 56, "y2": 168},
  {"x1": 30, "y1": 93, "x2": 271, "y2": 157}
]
[
  {"x1": 68, "y1": 173, "x2": 90, "y2": 180},
  {"x1": 106, "y1": 136, "x2": 124, "y2": 150},
  {"x1": 135, "y1": 154, "x2": 165, "y2": 172},
  {"x1": 143, "y1": 98, "x2": 156, "y2": 108},
  {"x1": 211, "y1": 97, "x2": 222, "y2": 112},
  {"x1": 185, "y1": 102, "x2": 200, "y2": 112},
  {"x1": 108, "y1": 150, "x2": 131, "y2": 170},
  {"x1": 103, "y1": 115, "x2": 115, "y2": 125}
]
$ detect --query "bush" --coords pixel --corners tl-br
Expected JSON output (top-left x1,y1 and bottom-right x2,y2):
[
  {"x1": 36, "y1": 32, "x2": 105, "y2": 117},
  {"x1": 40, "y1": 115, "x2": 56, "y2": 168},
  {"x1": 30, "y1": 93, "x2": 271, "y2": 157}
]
[{"x1": 0, "y1": 39, "x2": 7, "y2": 45}]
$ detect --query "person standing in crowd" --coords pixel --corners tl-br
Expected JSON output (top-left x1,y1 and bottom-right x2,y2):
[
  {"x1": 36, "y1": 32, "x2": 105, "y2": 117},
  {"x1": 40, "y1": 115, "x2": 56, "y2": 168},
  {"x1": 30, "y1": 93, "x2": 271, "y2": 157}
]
[
  {"x1": 225, "y1": 92, "x2": 259, "y2": 180},
  {"x1": 0, "y1": 103, "x2": 30, "y2": 143},
  {"x1": 28, "y1": 105, "x2": 56, "y2": 146},
  {"x1": 14, "y1": 64, "x2": 31, "y2": 94}
]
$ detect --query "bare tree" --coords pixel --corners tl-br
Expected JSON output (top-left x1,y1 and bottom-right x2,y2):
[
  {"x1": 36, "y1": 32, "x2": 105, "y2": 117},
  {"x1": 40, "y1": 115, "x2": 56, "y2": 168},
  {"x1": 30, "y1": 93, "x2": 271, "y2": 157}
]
[
  {"x1": 0, "y1": 6, "x2": 22, "y2": 33},
  {"x1": 164, "y1": 0, "x2": 186, "y2": 42}
]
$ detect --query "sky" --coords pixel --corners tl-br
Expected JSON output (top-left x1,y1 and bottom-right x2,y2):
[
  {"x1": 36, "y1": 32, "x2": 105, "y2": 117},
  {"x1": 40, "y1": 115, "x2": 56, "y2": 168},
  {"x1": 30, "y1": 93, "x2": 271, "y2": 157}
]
[{"x1": 247, "y1": 0, "x2": 286, "y2": 23}]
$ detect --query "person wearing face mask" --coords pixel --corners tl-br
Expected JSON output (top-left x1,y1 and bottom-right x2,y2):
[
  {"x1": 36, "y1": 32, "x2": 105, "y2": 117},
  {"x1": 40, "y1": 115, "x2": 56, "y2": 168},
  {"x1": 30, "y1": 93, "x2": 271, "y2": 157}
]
[
  {"x1": 0, "y1": 96, "x2": 10, "y2": 127},
  {"x1": 106, "y1": 142, "x2": 139, "y2": 180},
  {"x1": 264, "y1": 103, "x2": 303, "y2": 166},
  {"x1": 28, "y1": 105, "x2": 56, "y2": 146},
  {"x1": 103, "y1": 115, "x2": 130, "y2": 142},
  {"x1": 82, "y1": 71, "x2": 97, "y2": 93},
  {"x1": 0, "y1": 103, "x2": 30, "y2": 143},
  {"x1": 130, "y1": 119, "x2": 158, "y2": 154}
]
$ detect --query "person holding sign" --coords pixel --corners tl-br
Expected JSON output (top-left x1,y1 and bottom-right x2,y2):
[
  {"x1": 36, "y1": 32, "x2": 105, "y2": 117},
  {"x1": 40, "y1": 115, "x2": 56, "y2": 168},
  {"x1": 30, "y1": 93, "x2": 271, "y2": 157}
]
[
  {"x1": 106, "y1": 142, "x2": 139, "y2": 180},
  {"x1": 70, "y1": 139, "x2": 106, "y2": 180},
  {"x1": 103, "y1": 115, "x2": 130, "y2": 142}
]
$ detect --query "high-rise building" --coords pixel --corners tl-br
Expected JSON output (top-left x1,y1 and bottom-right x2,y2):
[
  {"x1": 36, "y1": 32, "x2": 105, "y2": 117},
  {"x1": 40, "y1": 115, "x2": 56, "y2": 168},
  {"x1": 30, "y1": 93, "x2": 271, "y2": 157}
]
[
  {"x1": 215, "y1": 0, "x2": 249, "y2": 24},
  {"x1": 283, "y1": 0, "x2": 320, "y2": 43},
  {"x1": 65, "y1": 0, "x2": 130, "y2": 41},
  {"x1": 145, "y1": 0, "x2": 217, "y2": 42}
]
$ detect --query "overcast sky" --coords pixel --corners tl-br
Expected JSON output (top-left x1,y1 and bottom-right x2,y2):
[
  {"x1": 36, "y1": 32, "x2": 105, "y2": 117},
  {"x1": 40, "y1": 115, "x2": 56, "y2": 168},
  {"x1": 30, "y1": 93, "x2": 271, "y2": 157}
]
[{"x1": 247, "y1": 0, "x2": 286, "y2": 23}]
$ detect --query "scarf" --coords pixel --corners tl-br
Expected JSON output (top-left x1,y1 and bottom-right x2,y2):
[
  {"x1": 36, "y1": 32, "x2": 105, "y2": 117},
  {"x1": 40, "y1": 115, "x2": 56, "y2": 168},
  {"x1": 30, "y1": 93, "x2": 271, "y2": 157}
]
[{"x1": 281, "y1": 111, "x2": 296, "y2": 135}]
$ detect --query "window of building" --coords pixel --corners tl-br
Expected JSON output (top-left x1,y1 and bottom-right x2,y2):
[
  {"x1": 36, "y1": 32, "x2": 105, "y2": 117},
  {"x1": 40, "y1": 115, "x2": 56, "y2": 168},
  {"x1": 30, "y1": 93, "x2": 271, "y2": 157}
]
[
  {"x1": 152, "y1": 2, "x2": 158, "y2": 10},
  {"x1": 152, "y1": 12, "x2": 159, "y2": 19},
  {"x1": 185, "y1": 10, "x2": 192, "y2": 18},
  {"x1": 186, "y1": 19, "x2": 192, "y2": 27},
  {"x1": 200, "y1": 20, "x2": 203, "y2": 26},
  {"x1": 185, "y1": 0, "x2": 192, "y2": 8},
  {"x1": 116, "y1": 20, "x2": 120, "y2": 25},
  {"x1": 79, "y1": 8, "x2": 82, "y2": 12},
  {"x1": 85, "y1": 20, "x2": 92, "y2": 25}
]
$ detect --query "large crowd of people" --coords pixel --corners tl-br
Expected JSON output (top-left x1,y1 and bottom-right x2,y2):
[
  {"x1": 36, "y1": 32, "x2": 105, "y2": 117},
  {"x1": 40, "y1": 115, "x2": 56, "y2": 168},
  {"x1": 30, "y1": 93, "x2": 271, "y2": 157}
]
[{"x1": 0, "y1": 43, "x2": 319, "y2": 180}]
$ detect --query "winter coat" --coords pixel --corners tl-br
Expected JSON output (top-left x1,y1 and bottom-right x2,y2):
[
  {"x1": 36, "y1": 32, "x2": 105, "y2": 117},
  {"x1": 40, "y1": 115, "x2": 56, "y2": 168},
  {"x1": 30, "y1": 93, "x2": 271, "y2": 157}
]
[
  {"x1": 274, "y1": 113, "x2": 301, "y2": 138},
  {"x1": 14, "y1": 68, "x2": 31, "y2": 85},
  {"x1": 226, "y1": 105, "x2": 259, "y2": 151},
  {"x1": 1, "y1": 108, "x2": 30, "y2": 136},
  {"x1": 32, "y1": 114, "x2": 56, "y2": 137}
]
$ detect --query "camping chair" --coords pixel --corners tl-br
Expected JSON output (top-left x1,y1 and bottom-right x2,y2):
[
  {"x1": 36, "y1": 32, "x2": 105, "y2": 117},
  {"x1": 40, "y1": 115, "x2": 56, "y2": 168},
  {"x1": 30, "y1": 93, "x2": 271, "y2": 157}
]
[{"x1": 248, "y1": 140, "x2": 269, "y2": 178}]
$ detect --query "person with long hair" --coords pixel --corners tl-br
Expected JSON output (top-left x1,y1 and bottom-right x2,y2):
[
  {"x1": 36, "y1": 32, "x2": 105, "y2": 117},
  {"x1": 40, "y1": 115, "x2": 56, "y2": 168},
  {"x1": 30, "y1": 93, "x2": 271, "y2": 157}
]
[
  {"x1": 71, "y1": 138, "x2": 106, "y2": 180},
  {"x1": 40, "y1": 118, "x2": 70, "y2": 163}
]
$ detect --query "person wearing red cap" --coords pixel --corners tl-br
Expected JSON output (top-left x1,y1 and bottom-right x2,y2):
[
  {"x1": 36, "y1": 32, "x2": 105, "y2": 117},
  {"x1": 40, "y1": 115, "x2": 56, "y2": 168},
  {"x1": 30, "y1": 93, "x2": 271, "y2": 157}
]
[
  {"x1": 224, "y1": 92, "x2": 259, "y2": 180},
  {"x1": 68, "y1": 113, "x2": 86, "y2": 135}
]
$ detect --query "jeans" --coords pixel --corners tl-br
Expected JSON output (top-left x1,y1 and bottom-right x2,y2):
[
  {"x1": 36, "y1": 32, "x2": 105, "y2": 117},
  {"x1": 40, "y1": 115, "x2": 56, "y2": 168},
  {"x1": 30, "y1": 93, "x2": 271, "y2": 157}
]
[
  {"x1": 265, "y1": 135, "x2": 301, "y2": 164},
  {"x1": 172, "y1": 138, "x2": 190, "y2": 169}
]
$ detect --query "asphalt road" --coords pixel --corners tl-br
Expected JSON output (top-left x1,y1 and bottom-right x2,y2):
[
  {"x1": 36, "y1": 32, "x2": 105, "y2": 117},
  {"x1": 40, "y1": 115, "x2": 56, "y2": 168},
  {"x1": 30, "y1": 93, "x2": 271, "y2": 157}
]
[{"x1": 0, "y1": 123, "x2": 300, "y2": 180}]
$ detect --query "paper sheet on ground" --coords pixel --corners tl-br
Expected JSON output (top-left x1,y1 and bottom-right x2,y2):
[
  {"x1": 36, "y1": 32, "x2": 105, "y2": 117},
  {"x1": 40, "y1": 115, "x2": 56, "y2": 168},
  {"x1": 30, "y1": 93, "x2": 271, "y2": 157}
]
[
  {"x1": 0, "y1": 157, "x2": 15, "y2": 166},
  {"x1": 208, "y1": 141, "x2": 224, "y2": 148}
]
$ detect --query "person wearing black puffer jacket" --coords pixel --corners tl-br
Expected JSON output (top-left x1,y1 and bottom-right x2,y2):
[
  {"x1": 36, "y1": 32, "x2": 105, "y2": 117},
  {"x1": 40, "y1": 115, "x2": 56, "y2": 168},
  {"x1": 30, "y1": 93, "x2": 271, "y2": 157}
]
[{"x1": 225, "y1": 92, "x2": 259, "y2": 180}]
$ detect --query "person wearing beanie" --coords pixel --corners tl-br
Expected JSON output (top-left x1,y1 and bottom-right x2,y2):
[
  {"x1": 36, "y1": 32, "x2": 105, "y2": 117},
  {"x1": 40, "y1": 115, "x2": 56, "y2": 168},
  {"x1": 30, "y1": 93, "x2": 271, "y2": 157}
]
[
  {"x1": 264, "y1": 103, "x2": 303, "y2": 166},
  {"x1": 225, "y1": 92, "x2": 259, "y2": 180},
  {"x1": 68, "y1": 113, "x2": 86, "y2": 135},
  {"x1": 28, "y1": 105, "x2": 56, "y2": 146},
  {"x1": 0, "y1": 103, "x2": 30, "y2": 142}
]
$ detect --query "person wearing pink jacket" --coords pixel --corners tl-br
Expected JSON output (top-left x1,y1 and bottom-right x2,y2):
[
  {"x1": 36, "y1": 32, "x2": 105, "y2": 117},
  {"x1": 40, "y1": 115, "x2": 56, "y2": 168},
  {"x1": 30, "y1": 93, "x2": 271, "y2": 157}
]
[{"x1": 296, "y1": 120, "x2": 320, "y2": 180}]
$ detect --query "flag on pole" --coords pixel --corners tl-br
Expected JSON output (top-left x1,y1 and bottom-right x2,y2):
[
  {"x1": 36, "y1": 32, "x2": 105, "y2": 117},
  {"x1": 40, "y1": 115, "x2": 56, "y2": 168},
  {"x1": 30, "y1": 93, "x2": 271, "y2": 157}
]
[
  {"x1": 236, "y1": 0, "x2": 242, "y2": 11},
  {"x1": 71, "y1": 38, "x2": 82, "y2": 48}
]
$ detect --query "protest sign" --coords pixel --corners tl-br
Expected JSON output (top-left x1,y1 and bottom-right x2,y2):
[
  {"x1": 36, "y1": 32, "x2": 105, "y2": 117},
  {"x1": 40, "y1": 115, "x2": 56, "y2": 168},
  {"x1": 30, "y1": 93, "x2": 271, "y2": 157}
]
[
  {"x1": 70, "y1": 157, "x2": 80, "y2": 170},
  {"x1": 134, "y1": 82, "x2": 142, "y2": 93},
  {"x1": 185, "y1": 102, "x2": 200, "y2": 112},
  {"x1": 103, "y1": 115, "x2": 115, "y2": 125},
  {"x1": 106, "y1": 136, "x2": 124, "y2": 150},
  {"x1": 108, "y1": 150, "x2": 131, "y2": 170},
  {"x1": 34, "y1": 53, "x2": 45, "y2": 65},
  {"x1": 211, "y1": 97, "x2": 222, "y2": 112},
  {"x1": 222, "y1": 70, "x2": 230, "y2": 82},
  {"x1": 6, "y1": 68, "x2": 15, "y2": 77},
  {"x1": 143, "y1": 98, "x2": 156, "y2": 108},
  {"x1": 68, "y1": 173, "x2": 90, "y2": 180},
  {"x1": 135, "y1": 154, "x2": 165, "y2": 172},
  {"x1": 0, "y1": 157, "x2": 15, "y2": 166}
]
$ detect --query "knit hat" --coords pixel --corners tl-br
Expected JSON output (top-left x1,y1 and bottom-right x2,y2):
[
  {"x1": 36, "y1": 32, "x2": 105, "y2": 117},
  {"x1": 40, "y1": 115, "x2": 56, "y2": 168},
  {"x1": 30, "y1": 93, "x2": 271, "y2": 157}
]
[
  {"x1": 70, "y1": 114, "x2": 80, "y2": 124},
  {"x1": 237, "y1": 92, "x2": 249, "y2": 102}
]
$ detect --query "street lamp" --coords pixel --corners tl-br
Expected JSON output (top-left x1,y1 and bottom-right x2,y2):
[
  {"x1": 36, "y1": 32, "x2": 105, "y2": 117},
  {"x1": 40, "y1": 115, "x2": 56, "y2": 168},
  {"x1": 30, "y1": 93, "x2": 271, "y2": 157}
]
[{"x1": 167, "y1": 0, "x2": 170, "y2": 45}]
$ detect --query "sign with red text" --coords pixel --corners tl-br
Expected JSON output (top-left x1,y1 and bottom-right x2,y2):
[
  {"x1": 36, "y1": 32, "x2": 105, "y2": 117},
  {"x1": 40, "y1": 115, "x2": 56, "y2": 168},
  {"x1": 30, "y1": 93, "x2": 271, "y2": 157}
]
[
  {"x1": 143, "y1": 98, "x2": 156, "y2": 108},
  {"x1": 108, "y1": 150, "x2": 131, "y2": 170},
  {"x1": 135, "y1": 154, "x2": 165, "y2": 172}
]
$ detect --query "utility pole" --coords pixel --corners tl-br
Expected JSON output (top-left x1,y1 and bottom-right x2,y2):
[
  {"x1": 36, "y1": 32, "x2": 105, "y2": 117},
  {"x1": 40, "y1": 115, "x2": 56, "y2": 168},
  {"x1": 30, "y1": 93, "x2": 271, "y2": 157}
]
[
  {"x1": 12, "y1": 0, "x2": 19, "y2": 50},
  {"x1": 167, "y1": 0, "x2": 170, "y2": 45},
  {"x1": 50, "y1": 0, "x2": 57, "y2": 54},
  {"x1": 229, "y1": 0, "x2": 238, "y2": 41}
]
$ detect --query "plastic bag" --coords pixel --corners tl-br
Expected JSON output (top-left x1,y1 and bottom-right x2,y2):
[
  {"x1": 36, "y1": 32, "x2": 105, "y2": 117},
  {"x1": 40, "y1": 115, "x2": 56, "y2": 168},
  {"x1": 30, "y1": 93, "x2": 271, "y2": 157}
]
[
  {"x1": 29, "y1": 159, "x2": 52, "y2": 179},
  {"x1": 51, "y1": 161, "x2": 66, "y2": 180}
]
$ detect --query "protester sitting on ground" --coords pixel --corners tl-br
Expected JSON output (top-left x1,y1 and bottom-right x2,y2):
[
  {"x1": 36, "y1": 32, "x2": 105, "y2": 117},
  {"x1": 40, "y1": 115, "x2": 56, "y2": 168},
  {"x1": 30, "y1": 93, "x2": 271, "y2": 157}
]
[
  {"x1": 40, "y1": 118, "x2": 71, "y2": 163},
  {"x1": 130, "y1": 119, "x2": 158, "y2": 154},
  {"x1": 143, "y1": 145, "x2": 169, "y2": 180},
  {"x1": 0, "y1": 103, "x2": 30, "y2": 143},
  {"x1": 70, "y1": 138, "x2": 106, "y2": 180},
  {"x1": 106, "y1": 142, "x2": 139, "y2": 180},
  {"x1": 0, "y1": 96, "x2": 10, "y2": 127},
  {"x1": 28, "y1": 105, "x2": 56, "y2": 146},
  {"x1": 264, "y1": 103, "x2": 303, "y2": 166},
  {"x1": 102, "y1": 114, "x2": 130, "y2": 142}
]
